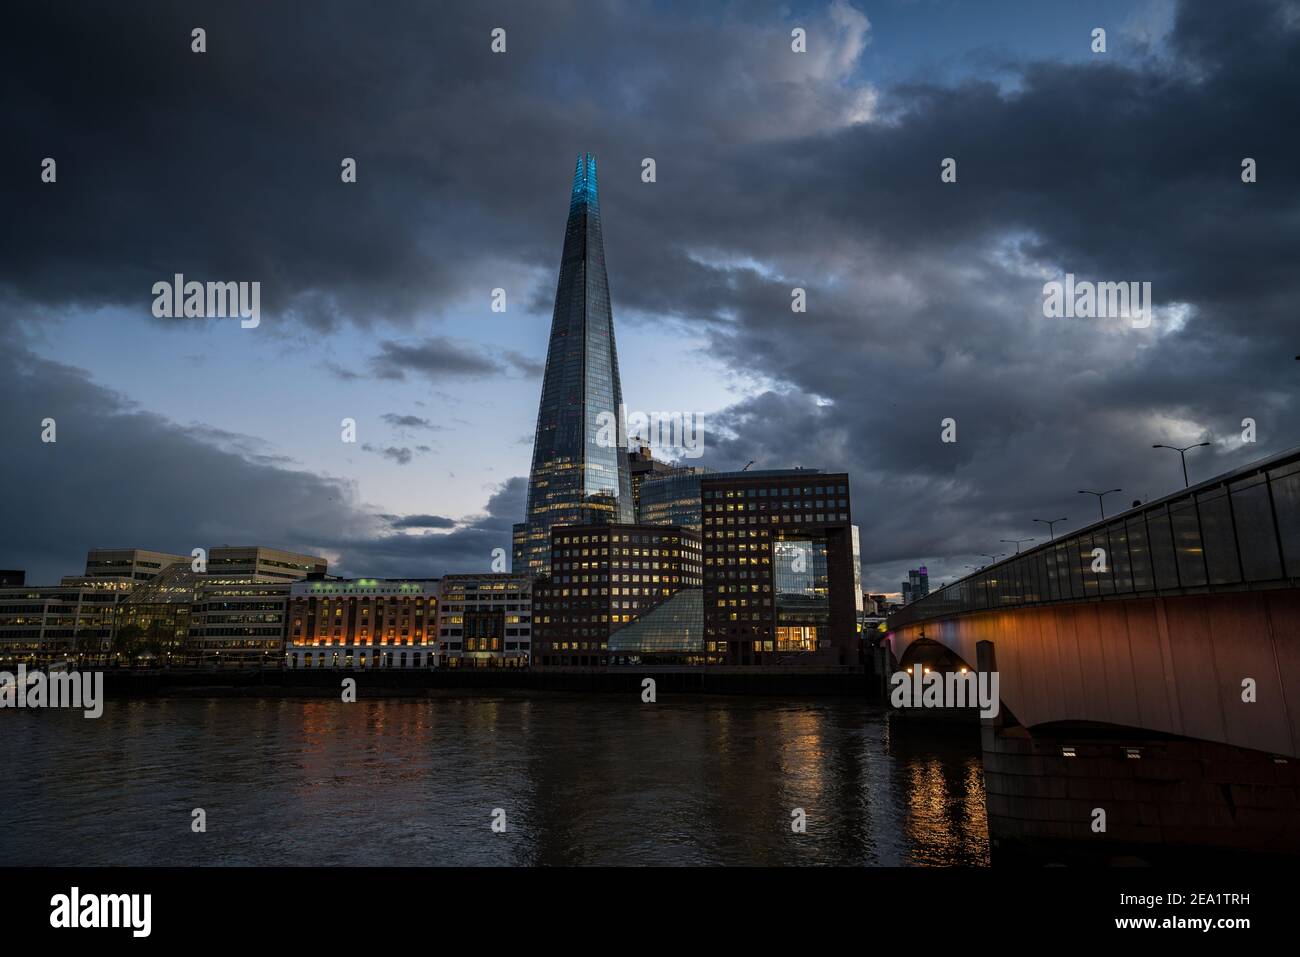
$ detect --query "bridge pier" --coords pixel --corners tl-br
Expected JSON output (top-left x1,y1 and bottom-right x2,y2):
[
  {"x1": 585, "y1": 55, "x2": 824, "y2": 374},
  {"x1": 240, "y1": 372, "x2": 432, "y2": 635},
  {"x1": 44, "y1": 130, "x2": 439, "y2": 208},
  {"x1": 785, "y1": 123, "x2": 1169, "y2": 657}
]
[{"x1": 983, "y1": 723, "x2": 1300, "y2": 864}]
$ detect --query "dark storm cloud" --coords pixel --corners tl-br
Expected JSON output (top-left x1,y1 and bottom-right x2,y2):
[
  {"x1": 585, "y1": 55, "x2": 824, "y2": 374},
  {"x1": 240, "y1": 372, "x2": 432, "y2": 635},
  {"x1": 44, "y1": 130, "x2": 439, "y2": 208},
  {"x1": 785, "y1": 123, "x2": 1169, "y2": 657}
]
[
  {"x1": 365, "y1": 338, "x2": 505, "y2": 381},
  {"x1": 0, "y1": 0, "x2": 876, "y2": 330},
  {"x1": 361, "y1": 337, "x2": 542, "y2": 382},
  {"x1": 683, "y1": 0, "x2": 1300, "y2": 590},
  {"x1": 324, "y1": 476, "x2": 527, "y2": 577},
  {"x1": 386, "y1": 514, "x2": 458, "y2": 530},
  {"x1": 360, "y1": 444, "x2": 419, "y2": 466},
  {"x1": 501, "y1": 350, "x2": 545, "y2": 378},
  {"x1": 380, "y1": 413, "x2": 443, "y2": 431},
  {"x1": 0, "y1": 314, "x2": 518, "y2": 581},
  {"x1": 3, "y1": 0, "x2": 1298, "y2": 591}
]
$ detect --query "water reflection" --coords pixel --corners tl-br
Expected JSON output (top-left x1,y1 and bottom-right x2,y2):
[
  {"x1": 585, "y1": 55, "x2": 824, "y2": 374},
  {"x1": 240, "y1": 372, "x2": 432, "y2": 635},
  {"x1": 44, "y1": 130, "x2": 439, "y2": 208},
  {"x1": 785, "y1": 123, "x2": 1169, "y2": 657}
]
[{"x1": 0, "y1": 696, "x2": 988, "y2": 866}]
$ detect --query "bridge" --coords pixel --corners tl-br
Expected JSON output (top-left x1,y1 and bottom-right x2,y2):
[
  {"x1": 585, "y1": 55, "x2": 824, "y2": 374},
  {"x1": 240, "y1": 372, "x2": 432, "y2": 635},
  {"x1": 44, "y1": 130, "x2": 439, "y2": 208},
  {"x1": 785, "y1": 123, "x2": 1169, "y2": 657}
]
[{"x1": 884, "y1": 445, "x2": 1300, "y2": 861}]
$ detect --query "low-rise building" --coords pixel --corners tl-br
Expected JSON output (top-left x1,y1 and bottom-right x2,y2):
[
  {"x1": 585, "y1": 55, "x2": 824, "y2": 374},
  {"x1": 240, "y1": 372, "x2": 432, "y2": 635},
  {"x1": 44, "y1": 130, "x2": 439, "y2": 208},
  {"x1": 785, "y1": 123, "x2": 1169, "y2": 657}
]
[
  {"x1": 205, "y1": 546, "x2": 327, "y2": 581},
  {"x1": 190, "y1": 578, "x2": 294, "y2": 666},
  {"x1": 287, "y1": 578, "x2": 438, "y2": 669},
  {"x1": 436, "y1": 574, "x2": 532, "y2": 668},
  {"x1": 0, "y1": 580, "x2": 131, "y2": 665},
  {"x1": 83, "y1": 547, "x2": 189, "y2": 582}
]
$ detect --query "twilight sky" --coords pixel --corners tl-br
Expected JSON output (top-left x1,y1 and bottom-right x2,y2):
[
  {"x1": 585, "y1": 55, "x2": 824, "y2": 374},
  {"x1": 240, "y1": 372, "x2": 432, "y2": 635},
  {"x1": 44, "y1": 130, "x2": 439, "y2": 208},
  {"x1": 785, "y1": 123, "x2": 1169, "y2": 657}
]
[{"x1": 2, "y1": 0, "x2": 1297, "y2": 593}]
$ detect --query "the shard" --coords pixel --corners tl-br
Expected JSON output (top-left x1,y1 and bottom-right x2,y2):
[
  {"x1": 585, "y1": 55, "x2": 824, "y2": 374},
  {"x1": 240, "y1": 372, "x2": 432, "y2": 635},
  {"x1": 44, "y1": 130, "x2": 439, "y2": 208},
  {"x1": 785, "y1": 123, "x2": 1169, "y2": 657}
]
[{"x1": 513, "y1": 154, "x2": 634, "y2": 576}]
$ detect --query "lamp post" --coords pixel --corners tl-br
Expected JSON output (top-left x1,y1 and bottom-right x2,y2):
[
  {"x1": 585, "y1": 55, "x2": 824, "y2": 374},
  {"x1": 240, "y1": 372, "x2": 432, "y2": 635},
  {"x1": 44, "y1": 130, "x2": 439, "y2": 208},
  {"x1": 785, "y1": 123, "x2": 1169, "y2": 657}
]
[
  {"x1": 1001, "y1": 538, "x2": 1034, "y2": 554},
  {"x1": 1152, "y1": 442, "x2": 1210, "y2": 488},
  {"x1": 1077, "y1": 488, "x2": 1122, "y2": 521},
  {"x1": 1033, "y1": 517, "x2": 1068, "y2": 540}
]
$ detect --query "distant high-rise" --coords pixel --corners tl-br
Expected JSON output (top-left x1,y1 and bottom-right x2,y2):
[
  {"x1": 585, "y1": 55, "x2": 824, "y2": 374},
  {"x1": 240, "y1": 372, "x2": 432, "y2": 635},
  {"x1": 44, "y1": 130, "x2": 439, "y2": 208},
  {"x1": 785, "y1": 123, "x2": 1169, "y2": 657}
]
[
  {"x1": 902, "y1": 566, "x2": 929, "y2": 605},
  {"x1": 514, "y1": 154, "x2": 634, "y2": 576}
]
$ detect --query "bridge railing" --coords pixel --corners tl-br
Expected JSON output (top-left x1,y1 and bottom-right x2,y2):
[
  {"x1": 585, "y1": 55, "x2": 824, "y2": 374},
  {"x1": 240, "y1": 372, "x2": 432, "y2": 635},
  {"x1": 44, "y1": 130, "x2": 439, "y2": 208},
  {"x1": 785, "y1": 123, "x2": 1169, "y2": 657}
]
[{"x1": 889, "y1": 445, "x2": 1300, "y2": 629}]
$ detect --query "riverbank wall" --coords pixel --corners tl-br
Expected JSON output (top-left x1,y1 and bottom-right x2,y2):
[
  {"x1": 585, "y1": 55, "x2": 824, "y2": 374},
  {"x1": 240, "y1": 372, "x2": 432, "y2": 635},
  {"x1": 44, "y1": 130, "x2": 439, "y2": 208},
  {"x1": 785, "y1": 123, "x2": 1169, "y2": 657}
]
[{"x1": 93, "y1": 666, "x2": 875, "y2": 698}]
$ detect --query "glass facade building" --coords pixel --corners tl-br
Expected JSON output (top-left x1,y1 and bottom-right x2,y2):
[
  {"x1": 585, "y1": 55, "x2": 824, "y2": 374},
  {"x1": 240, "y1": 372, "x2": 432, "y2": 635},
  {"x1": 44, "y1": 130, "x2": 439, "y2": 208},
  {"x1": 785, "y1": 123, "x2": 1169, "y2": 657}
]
[
  {"x1": 638, "y1": 469, "x2": 714, "y2": 532},
  {"x1": 773, "y1": 539, "x2": 830, "y2": 651},
  {"x1": 514, "y1": 154, "x2": 634, "y2": 576},
  {"x1": 607, "y1": 588, "x2": 712, "y2": 665},
  {"x1": 889, "y1": 446, "x2": 1300, "y2": 628}
]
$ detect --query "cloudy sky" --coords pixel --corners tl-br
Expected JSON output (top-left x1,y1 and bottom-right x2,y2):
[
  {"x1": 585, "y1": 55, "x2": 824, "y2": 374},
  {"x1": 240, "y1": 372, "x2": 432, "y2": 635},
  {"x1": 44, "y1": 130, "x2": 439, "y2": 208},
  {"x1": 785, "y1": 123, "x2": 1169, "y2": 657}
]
[{"x1": 2, "y1": 0, "x2": 1297, "y2": 593}]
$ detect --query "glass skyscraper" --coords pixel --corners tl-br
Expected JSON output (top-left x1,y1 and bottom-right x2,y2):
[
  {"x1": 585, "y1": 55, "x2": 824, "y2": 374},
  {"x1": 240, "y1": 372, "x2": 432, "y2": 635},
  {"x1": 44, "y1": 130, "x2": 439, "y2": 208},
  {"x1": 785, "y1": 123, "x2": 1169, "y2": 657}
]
[{"x1": 513, "y1": 154, "x2": 634, "y2": 576}]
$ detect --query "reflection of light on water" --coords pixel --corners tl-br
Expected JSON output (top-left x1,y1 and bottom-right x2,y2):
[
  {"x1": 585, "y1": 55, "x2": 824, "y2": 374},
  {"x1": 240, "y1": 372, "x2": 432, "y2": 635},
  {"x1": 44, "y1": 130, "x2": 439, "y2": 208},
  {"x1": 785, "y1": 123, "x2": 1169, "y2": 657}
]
[
  {"x1": 2, "y1": 698, "x2": 991, "y2": 866},
  {"x1": 963, "y1": 762, "x2": 989, "y2": 854},
  {"x1": 774, "y1": 709, "x2": 827, "y2": 801},
  {"x1": 901, "y1": 754, "x2": 990, "y2": 866}
]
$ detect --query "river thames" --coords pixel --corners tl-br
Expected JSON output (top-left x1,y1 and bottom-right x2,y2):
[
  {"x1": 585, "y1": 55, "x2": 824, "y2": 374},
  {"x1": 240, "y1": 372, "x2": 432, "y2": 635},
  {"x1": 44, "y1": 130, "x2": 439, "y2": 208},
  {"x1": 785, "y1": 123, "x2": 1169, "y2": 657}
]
[{"x1": 0, "y1": 694, "x2": 988, "y2": 866}]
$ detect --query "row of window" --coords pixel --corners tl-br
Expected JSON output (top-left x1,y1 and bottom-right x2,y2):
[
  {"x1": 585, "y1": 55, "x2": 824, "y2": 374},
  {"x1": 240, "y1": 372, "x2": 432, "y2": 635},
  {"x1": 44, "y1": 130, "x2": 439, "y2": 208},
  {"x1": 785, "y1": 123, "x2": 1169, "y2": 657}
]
[
  {"x1": 706, "y1": 513, "x2": 850, "y2": 527},
  {"x1": 705, "y1": 485, "x2": 848, "y2": 499},
  {"x1": 706, "y1": 499, "x2": 847, "y2": 511}
]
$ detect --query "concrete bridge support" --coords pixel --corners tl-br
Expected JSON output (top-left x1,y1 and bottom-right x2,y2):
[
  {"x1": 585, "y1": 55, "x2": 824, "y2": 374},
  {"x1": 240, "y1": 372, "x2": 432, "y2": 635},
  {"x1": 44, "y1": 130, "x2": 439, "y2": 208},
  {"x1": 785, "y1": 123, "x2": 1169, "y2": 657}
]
[{"x1": 889, "y1": 588, "x2": 1300, "y2": 858}]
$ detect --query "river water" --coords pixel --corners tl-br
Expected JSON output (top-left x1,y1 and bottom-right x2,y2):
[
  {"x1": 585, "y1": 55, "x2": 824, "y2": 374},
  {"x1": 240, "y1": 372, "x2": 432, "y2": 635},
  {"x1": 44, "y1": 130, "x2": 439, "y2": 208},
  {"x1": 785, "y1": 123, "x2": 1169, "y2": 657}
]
[{"x1": 0, "y1": 694, "x2": 988, "y2": 866}]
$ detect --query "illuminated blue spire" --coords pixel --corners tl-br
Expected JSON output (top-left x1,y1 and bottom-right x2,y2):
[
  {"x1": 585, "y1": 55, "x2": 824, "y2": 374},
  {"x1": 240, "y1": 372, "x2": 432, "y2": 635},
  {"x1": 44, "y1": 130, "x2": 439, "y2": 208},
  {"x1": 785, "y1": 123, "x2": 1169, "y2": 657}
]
[{"x1": 570, "y1": 152, "x2": 599, "y2": 211}]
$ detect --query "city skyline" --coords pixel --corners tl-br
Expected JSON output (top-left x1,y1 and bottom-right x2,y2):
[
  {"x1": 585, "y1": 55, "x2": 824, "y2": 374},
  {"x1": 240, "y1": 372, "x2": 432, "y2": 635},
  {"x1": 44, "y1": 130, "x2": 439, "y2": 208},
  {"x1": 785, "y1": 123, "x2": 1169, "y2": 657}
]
[
  {"x1": 3, "y1": 0, "x2": 1298, "y2": 597},
  {"x1": 4, "y1": 0, "x2": 1300, "y2": 900}
]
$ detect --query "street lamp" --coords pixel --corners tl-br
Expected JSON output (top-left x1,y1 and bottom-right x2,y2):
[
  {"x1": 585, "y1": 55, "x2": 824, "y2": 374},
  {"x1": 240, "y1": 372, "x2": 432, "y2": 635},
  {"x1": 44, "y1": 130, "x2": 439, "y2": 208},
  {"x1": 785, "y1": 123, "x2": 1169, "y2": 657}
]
[
  {"x1": 1033, "y1": 517, "x2": 1068, "y2": 540},
  {"x1": 1001, "y1": 538, "x2": 1034, "y2": 554},
  {"x1": 1152, "y1": 442, "x2": 1210, "y2": 488},
  {"x1": 1077, "y1": 488, "x2": 1122, "y2": 521}
]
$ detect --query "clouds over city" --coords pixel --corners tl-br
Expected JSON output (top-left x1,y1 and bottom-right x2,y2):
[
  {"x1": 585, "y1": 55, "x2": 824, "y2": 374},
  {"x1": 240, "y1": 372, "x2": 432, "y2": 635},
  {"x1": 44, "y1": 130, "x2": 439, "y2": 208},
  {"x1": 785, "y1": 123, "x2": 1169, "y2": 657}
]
[{"x1": 2, "y1": 0, "x2": 1297, "y2": 589}]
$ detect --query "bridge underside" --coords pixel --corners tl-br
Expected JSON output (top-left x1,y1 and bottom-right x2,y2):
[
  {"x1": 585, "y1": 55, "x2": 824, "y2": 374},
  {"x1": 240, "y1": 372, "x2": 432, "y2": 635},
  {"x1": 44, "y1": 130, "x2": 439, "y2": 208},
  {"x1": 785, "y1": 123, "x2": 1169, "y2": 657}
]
[{"x1": 889, "y1": 588, "x2": 1300, "y2": 759}]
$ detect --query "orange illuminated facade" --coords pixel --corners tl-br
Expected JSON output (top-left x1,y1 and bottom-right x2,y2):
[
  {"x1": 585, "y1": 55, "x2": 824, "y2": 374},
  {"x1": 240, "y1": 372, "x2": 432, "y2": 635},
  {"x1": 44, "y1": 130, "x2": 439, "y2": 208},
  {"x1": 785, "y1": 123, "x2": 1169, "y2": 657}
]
[{"x1": 286, "y1": 578, "x2": 438, "y2": 669}]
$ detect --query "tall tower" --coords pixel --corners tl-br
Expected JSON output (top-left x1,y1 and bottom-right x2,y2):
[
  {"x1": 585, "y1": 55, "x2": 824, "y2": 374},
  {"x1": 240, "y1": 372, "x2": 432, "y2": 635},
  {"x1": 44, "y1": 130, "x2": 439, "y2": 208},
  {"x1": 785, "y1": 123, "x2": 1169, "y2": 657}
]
[{"x1": 513, "y1": 154, "x2": 634, "y2": 576}]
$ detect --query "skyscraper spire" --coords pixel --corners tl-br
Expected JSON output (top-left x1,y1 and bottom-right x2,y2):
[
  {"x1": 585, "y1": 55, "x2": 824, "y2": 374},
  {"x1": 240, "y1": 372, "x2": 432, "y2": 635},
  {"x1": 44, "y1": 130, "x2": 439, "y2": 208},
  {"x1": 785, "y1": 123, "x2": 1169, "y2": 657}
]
[
  {"x1": 513, "y1": 155, "x2": 633, "y2": 576},
  {"x1": 570, "y1": 152, "x2": 598, "y2": 209}
]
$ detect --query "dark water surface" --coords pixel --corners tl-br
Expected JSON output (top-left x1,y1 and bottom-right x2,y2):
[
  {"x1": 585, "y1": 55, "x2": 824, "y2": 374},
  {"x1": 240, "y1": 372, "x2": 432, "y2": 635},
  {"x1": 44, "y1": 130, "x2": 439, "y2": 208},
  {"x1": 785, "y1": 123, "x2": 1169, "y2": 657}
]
[{"x1": 0, "y1": 694, "x2": 988, "y2": 865}]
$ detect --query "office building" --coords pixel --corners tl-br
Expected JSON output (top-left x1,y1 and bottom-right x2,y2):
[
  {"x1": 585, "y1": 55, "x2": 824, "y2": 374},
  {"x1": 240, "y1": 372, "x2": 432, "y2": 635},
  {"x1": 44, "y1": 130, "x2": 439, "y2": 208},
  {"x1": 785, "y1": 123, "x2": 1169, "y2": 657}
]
[
  {"x1": 189, "y1": 578, "x2": 294, "y2": 666},
  {"x1": 902, "y1": 566, "x2": 929, "y2": 605},
  {"x1": 629, "y1": 444, "x2": 676, "y2": 508},
  {"x1": 852, "y1": 525, "x2": 864, "y2": 614},
  {"x1": 637, "y1": 464, "x2": 715, "y2": 532},
  {"x1": 701, "y1": 470, "x2": 857, "y2": 666},
  {"x1": 436, "y1": 574, "x2": 532, "y2": 668},
  {"x1": 533, "y1": 523, "x2": 701, "y2": 667},
  {"x1": 114, "y1": 563, "x2": 204, "y2": 661},
  {"x1": 514, "y1": 154, "x2": 635, "y2": 577},
  {"x1": 82, "y1": 547, "x2": 189, "y2": 582},
  {"x1": 205, "y1": 546, "x2": 327, "y2": 581},
  {"x1": 0, "y1": 580, "x2": 130, "y2": 665}
]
